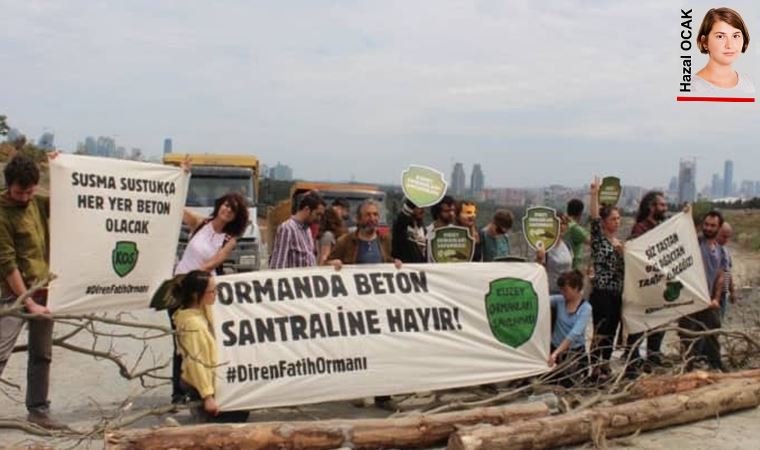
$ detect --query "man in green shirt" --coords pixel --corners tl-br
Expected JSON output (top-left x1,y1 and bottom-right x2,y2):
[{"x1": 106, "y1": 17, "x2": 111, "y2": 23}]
[
  {"x1": 0, "y1": 154, "x2": 65, "y2": 429},
  {"x1": 564, "y1": 198, "x2": 590, "y2": 271}
]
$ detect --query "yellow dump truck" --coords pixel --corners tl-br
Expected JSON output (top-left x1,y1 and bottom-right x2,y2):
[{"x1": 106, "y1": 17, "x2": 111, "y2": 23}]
[
  {"x1": 164, "y1": 153, "x2": 261, "y2": 272},
  {"x1": 267, "y1": 182, "x2": 388, "y2": 247}
]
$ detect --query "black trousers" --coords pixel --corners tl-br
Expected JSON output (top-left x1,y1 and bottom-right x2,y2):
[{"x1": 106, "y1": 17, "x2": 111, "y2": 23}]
[
  {"x1": 589, "y1": 288, "x2": 622, "y2": 365},
  {"x1": 168, "y1": 308, "x2": 183, "y2": 401},
  {"x1": 679, "y1": 308, "x2": 722, "y2": 369},
  {"x1": 624, "y1": 330, "x2": 665, "y2": 366}
]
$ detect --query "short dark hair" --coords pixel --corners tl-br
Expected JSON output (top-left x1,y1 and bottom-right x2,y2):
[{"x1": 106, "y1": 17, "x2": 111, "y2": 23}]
[
  {"x1": 697, "y1": 7, "x2": 750, "y2": 53},
  {"x1": 566, "y1": 198, "x2": 584, "y2": 217},
  {"x1": 704, "y1": 210, "x2": 724, "y2": 227},
  {"x1": 173, "y1": 270, "x2": 212, "y2": 309},
  {"x1": 557, "y1": 270, "x2": 584, "y2": 291},
  {"x1": 332, "y1": 198, "x2": 349, "y2": 209},
  {"x1": 4, "y1": 155, "x2": 40, "y2": 189},
  {"x1": 492, "y1": 209, "x2": 514, "y2": 231},
  {"x1": 212, "y1": 192, "x2": 250, "y2": 237},
  {"x1": 431, "y1": 195, "x2": 456, "y2": 221},
  {"x1": 599, "y1": 205, "x2": 620, "y2": 220},
  {"x1": 298, "y1": 191, "x2": 326, "y2": 212}
]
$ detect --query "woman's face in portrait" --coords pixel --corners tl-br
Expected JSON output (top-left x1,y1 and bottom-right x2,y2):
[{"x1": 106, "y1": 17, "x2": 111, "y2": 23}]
[{"x1": 704, "y1": 20, "x2": 745, "y2": 66}]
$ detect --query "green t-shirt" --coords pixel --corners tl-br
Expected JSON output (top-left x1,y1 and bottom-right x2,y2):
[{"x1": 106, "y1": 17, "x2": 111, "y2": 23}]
[{"x1": 564, "y1": 221, "x2": 589, "y2": 270}]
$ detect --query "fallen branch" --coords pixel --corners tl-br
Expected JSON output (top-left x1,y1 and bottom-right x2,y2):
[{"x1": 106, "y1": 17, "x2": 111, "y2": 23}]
[
  {"x1": 104, "y1": 402, "x2": 550, "y2": 450},
  {"x1": 448, "y1": 378, "x2": 760, "y2": 450}
]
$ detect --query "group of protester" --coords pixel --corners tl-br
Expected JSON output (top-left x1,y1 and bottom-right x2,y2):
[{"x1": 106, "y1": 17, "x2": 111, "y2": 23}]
[{"x1": 0, "y1": 153, "x2": 739, "y2": 428}]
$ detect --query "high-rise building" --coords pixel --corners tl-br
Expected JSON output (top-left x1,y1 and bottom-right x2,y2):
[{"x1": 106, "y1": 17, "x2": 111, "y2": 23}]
[
  {"x1": 451, "y1": 162, "x2": 466, "y2": 197},
  {"x1": 711, "y1": 173, "x2": 723, "y2": 198},
  {"x1": 755, "y1": 181, "x2": 760, "y2": 198},
  {"x1": 678, "y1": 158, "x2": 697, "y2": 204},
  {"x1": 163, "y1": 138, "x2": 173, "y2": 155},
  {"x1": 723, "y1": 160, "x2": 734, "y2": 197},
  {"x1": 470, "y1": 164, "x2": 484, "y2": 194},
  {"x1": 37, "y1": 132, "x2": 55, "y2": 150},
  {"x1": 96, "y1": 136, "x2": 116, "y2": 157},
  {"x1": 740, "y1": 180, "x2": 755, "y2": 199},
  {"x1": 85, "y1": 136, "x2": 97, "y2": 155},
  {"x1": 269, "y1": 162, "x2": 293, "y2": 181}
]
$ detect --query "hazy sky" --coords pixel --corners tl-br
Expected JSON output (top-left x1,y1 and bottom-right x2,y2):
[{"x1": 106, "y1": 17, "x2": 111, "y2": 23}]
[{"x1": 3, "y1": 0, "x2": 759, "y2": 188}]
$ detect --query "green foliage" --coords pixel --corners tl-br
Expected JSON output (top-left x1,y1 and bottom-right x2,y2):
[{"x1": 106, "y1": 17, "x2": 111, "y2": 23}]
[{"x1": 0, "y1": 115, "x2": 8, "y2": 137}]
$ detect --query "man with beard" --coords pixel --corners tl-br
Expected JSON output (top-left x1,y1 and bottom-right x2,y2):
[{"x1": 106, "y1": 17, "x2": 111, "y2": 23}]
[
  {"x1": 0, "y1": 154, "x2": 67, "y2": 429},
  {"x1": 427, "y1": 195, "x2": 456, "y2": 232},
  {"x1": 327, "y1": 200, "x2": 401, "y2": 269},
  {"x1": 269, "y1": 192, "x2": 326, "y2": 269},
  {"x1": 327, "y1": 199, "x2": 401, "y2": 408},
  {"x1": 391, "y1": 198, "x2": 427, "y2": 263},
  {"x1": 678, "y1": 211, "x2": 725, "y2": 371},
  {"x1": 624, "y1": 191, "x2": 668, "y2": 374}
]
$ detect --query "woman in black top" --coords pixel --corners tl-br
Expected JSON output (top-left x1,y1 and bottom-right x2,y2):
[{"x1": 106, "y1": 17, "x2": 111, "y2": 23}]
[{"x1": 588, "y1": 176, "x2": 625, "y2": 379}]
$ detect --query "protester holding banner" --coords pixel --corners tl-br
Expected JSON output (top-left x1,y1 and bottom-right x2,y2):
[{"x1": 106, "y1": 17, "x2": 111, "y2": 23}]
[
  {"x1": 623, "y1": 191, "x2": 668, "y2": 374},
  {"x1": 678, "y1": 211, "x2": 726, "y2": 371},
  {"x1": 328, "y1": 200, "x2": 401, "y2": 269},
  {"x1": 535, "y1": 213, "x2": 573, "y2": 295},
  {"x1": 317, "y1": 207, "x2": 348, "y2": 266},
  {"x1": 269, "y1": 192, "x2": 326, "y2": 269},
  {"x1": 588, "y1": 176, "x2": 625, "y2": 379},
  {"x1": 172, "y1": 270, "x2": 248, "y2": 422},
  {"x1": 169, "y1": 192, "x2": 249, "y2": 403},
  {"x1": 565, "y1": 199, "x2": 590, "y2": 271},
  {"x1": 456, "y1": 200, "x2": 482, "y2": 261},
  {"x1": 0, "y1": 154, "x2": 67, "y2": 430},
  {"x1": 391, "y1": 198, "x2": 427, "y2": 263},
  {"x1": 548, "y1": 270, "x2": 592, "y2": 386},
  {"x1": 481, "y1": 209, "x2": 513, "y2": 262},
  {"x1": 175, "y1": 193, "x2": 249, "y2": 275},
  {"x1": 717, "y1": 222, "x2": 736, "y2": 318}
]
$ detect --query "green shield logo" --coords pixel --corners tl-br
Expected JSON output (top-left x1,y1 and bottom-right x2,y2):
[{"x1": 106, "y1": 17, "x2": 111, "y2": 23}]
[
  {"x1": 598, "y1": 176, "x2": 622, "y2": 206},
  {"x1": 521, "y1": 206, "x2": 560, "y2": 252},
  {"x1": 112, "y1": 241, "x2": 139, "y2": 278},
  {"x1": 663, "y1": 281, "x2": 684, "y2": 302},
  {"x1": 485, "y1": 278, "x2": 538, "y2": 348},
  {"x1": 429, "y1": 225, "x2": 475, "y2": 263},
  {"x1": 401, "y1": 165, "x2": 447, "y2": 208}
]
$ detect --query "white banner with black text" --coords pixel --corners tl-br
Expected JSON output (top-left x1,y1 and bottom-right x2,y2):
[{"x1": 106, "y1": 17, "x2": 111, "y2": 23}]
[{"x1": 212, "y1": 262, "x2": 551, "y2": 411}]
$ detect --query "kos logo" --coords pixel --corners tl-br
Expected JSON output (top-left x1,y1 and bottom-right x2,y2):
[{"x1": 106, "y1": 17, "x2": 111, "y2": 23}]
[{"x1": 112, "y1": 241, "x2": 139, "y2": 277}]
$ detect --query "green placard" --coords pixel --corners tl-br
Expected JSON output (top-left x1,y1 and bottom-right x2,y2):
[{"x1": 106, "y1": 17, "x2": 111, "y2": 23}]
[
  {"x1": 428, "y1": 225, "x2": 475, "y2": 263},
  {"x1": 485, "y1": 278, "x2": 538, "y2": 348},
  {"x1": 521, "y1": 206, "x2": 560, "y2": 252},
  {"x1": 598, "y1": 176, "x2": 622, "y2": 206},
  {"x1": 401, "y1": 165, "x2": 448, "y2": 208}
]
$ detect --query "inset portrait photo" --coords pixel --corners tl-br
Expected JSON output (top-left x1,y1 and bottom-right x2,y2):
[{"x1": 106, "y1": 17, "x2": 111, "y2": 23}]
[{"x1": 692, "y1": 7, "x2": 755, "y2": 97}]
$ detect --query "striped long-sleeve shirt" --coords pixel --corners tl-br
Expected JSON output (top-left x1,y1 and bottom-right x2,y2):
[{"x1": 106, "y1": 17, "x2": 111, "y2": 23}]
[{"x1": 268, "y1": 217, "x2": 316, "y2": 269}]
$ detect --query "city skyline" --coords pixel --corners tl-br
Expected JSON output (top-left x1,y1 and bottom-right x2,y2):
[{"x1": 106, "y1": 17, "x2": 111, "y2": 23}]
[{"x1": 3, "y1": 0, "x2": 759, "y2": 188}]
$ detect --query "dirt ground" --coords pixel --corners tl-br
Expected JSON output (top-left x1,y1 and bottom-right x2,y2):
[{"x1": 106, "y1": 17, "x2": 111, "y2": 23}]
[{"x1": 2, "y1": 244, "x2": 760, "y2": 450}]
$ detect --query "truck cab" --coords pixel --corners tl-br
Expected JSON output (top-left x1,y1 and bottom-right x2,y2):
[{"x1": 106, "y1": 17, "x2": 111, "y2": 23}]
[{"x1": 164, "y1": 153, "x2": 261, "y2": 272}]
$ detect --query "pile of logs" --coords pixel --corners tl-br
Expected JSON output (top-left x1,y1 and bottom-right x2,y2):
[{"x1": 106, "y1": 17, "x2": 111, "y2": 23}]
[{"x1": 105, "y1": 370, "x2": 760, "y2": 450}]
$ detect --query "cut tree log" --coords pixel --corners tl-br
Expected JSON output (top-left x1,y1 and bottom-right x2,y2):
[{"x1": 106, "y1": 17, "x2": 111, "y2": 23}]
[
  {"x1": 631, "y1": 368, "x2": 760, "y2": 398},
  {"x1": 448, "y1": 378, "x2": 760, "y2": 450},
  {"x1": 105, "y1": 401, "x2": 549, "y2": 450}
]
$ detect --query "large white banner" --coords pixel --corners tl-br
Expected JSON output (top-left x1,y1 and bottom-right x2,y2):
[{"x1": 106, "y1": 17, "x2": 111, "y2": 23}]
[
  {"x1": 622, "y1": 212, "x2": 710, "y2": 334},
  {"x1": 212, "y1": 263, "x2": 551, "y2": 411},
  {"x1": 49, "y1": 154, "x2": 188, "y2": 314}
]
